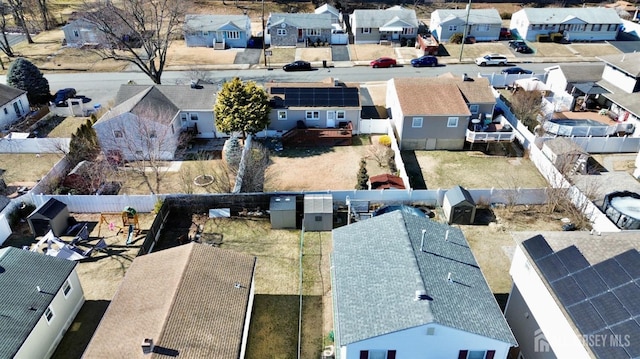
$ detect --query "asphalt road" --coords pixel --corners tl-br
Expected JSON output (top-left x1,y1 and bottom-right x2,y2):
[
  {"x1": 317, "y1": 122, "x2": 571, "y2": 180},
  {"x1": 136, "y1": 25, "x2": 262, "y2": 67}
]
[{"x1": 0, "y1": 62, "x2": 585, "y2": 111}]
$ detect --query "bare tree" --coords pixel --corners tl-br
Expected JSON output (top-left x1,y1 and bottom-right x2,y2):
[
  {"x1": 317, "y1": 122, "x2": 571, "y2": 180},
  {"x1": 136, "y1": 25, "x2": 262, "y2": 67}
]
[
  {"x1": 0, "y1": 4, "x2": 16, "y2": 60},
  {"x1": 34, "y1": 0, "x2": 53, "y2": 30},
  {"x1": 509, "y1": 90, "x2": 543, "y2": 132},
  {"x1": 366, "y1": 143, "x2": 393, "y2": 168},
  {"x1": 239, "y1": 141, "x2": 270, "y2": 193},
  {"x1": 82, "y1": 0, "x2": 189, "y2": 84},
  {"x1": 5, "y1": 0, "x2": 34, "y2": 43}
]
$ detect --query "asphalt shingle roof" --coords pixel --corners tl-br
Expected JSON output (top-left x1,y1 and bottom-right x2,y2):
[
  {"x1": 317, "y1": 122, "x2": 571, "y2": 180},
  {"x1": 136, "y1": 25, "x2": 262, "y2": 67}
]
[
  {"x1": 598, "y1": 52, "x2": 640, "y2": 78},
  {"x1": 351, "y1": 7, "x2": 418, "y2": 28},
  {"x1": 518, "y1": 7, "x2": 622, "y2": 24},
  {"x1": 332, "y1": 210, "x2": 516, "y2": 346},
  {"x1": 555, "y1": 63, "x2": 606, "y2": 83},
  {"x1": 184, "y1": 14, "x2": 248, "y2": 31},
  {"x1": 113, "y1": 84, "x2": 218, "y2": 110},
  {"x1": 0, "y1": 83, "x2": 26, "y2": 107},
  {"x1": 391, "y1": 78, "x2": 473, "y2": 116},
  {"x1": 433, "y1": 9, "x2": 502, "y2": 25},
  {"x1": 83, "y1": 242, "x2": 256, "y2": 359},
  {"x1": 445, "y1": 185, "x2": 475, "y2": 206},
  {"x1": 0, "y1": 247, "x2": 77, "y2": 358},
  {"x1": 268, "y1": 13, "x2": 332, "y2": 29}
]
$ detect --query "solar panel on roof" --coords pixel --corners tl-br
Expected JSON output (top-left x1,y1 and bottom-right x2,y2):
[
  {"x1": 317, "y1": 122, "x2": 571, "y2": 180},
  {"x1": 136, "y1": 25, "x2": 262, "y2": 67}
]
[
  {"x1": 568, "y1": 301, "x2": 607, "y2": 335},
  {"x1": 537, "y1": 254, "x2": 569, "y2": 282},
  {"x1": 610, "y1": 320, "x2": 640, "y2": 357},
  {"x1": 594, "y1": 257, "x2": 632, "y2": 289},
  {"x1": 270, "y1": 88, "x2": 285, "y2": 95},
  {"x1": 591, "y1": 292, "x2": 632, "y2": 326},
  {"x1": 556, "y1": 245, "x2": 590, "y2": 274},
  {"x1": 614, "y1": 283, "x2": 640, "y2": 317},
  {"x1": 552, "y1": 276, "x2": 587, "y2": 306},
  {"x1": 277, "y1": 87, "x2": 359, "y2": 108},
  {"x1": 522, "y1": 235, "x2": 554, "y2": 261},
  {"x1": 590, "y1": 328, "x2": 632, "y2": 359},
  {"x1": 573, "y1": 268, "x2": 609, "y2": 298},
  {"x1": 615, "y1": 250, "x2": 640, "y2": 280}
]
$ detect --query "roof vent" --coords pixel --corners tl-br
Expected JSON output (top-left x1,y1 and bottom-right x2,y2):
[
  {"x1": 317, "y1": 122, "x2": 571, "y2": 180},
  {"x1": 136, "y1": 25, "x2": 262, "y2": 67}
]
[
  {"x1": 420, "y1": 229, "x2": 427, "y2": 252},
  {"x1": 444, "y1": 230, "x2": 449, "y2": 242},
  {"x1": 447, "y1": 272, "x2": 453, "y2": 283},
  {"x1": 414, "y1": 290, "x2": 428, "y2": 301}
]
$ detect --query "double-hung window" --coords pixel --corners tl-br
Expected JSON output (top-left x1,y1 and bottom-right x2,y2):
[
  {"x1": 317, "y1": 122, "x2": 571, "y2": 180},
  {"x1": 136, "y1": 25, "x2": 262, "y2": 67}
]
[
  {"x1": 306, "y1": 111, "x2": 319, "y2": 120},
  {"x1": 447, "y1": 117, "x2": 459, "y2": 127},
  {"x1": 278, "y1": 110, "x2": 287, "y2": 120}
]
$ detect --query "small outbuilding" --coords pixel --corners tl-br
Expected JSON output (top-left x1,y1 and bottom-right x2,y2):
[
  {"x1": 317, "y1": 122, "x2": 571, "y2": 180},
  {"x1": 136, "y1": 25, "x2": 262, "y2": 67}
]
[
  {"x1": 270, "y1": 195, "x2": 297, "y2": 229},
  {"x1": 541, "y1": 137, "x2": 589, "y2": 174},
  {"x1": 27, "y1": 198, "x2": 69, "y2": 237},
  {"x1": 303, "y1": 194, "x2": 333, "y2": 231},
  {"x1": 442, "y1": 185, "x2": 476, "y2": 225}
]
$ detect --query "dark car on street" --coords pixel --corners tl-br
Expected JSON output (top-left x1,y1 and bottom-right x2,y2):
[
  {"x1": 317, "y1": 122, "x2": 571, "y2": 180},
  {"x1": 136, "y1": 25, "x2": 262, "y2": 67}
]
[
  {"x1": 370, "y1": 57, "x2": 397, "y2": 68},
  {"x1": 410, "y1": 55, "x2": 438, "y2": 67},
  {"x1": 509, "y1": 40, "x2": 534, "y2": 54},
  {"x1": 283, "y1": 60, "x2": 312, "y2": 72},
  {"x1": 501, "y1": 67, "x2": 533, "y2": 75},
  {"x1": 52, "y1": 88, "x2": 77, "y2": 107}
]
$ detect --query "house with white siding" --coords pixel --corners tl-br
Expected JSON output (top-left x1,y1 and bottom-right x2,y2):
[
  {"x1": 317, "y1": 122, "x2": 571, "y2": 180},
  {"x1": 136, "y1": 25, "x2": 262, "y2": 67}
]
[
  {"x1": 350, "y1": 6, "x2": 418, "y2": 44},
  {"x1": 0, "y1": 83, "x2": 28, "y2": 129},
  {"x1": 430, "y1": 9, "x2": 502, "y2": 43}
]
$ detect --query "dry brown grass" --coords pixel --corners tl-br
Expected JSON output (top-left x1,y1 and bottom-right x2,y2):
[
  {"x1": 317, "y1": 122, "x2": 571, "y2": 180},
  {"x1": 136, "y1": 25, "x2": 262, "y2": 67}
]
[
  {"x1": 349, "y1": 44, "x2": 398, "y2": 61},
  {"x1": 0, "y1": 153, "x2": 64, "y2": 184},
  {"x1": 530, "y1": 42, "x2": 576, "y2": 57},
  {"x1": 298, "y1": 47, "x2": 331, "y2": 62},
  {"x1": 166, "y1": 40, "x2": 238, "y2": 65},
  {"x1": 268, "y1": 47, "x2": 296, "y2": 63},
  {"x1": 442, "y1": 42, "x2": 513, "y2": 61},
  {"x1": 568, "y1": 43, "x2": 622, "y2": 57}
]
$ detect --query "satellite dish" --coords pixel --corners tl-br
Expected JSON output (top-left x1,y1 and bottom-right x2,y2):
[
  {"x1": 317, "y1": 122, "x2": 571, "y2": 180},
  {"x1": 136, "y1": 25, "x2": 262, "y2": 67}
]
[{"x1": 281, "y1": 23, "x2": 286, "y2": 28}]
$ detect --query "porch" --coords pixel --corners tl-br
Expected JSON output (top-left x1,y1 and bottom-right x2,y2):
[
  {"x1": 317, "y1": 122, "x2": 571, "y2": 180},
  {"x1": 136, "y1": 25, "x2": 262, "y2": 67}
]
[{"x1": 465, "y1": 117, "x2": 516, "y2": 143}]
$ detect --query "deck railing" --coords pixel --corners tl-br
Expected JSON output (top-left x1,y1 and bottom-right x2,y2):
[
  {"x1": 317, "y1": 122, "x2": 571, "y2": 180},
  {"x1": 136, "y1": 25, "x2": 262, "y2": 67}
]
[{"x1": 465, "y1": 129, "x2": 515, "y2": 143}]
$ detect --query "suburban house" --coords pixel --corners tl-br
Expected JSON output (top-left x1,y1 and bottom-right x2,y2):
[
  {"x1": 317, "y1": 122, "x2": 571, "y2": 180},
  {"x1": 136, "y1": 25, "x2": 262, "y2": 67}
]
[
  {"x1": 0, "y1": 247, "x2": 85, "y2": 359},
  {"x1": 315, "y1": 3, "x2": 342, "y2": 25},
  {"x1": 430, "y1": 9, "x2": 502, "y2": 43},
  {"x1": 93, "y1": 84, "x2": 219, "y2": 161},
  {"x1": 265, "y1": 13, "x2": 332, "y2": 47},
  {"x1": 604, "y1": 1, "x2": 640, "y2": 21},
  {"x1": 62, "y1": 16, "x2": 106, "y2": 47},
  {"x1": 183, "y1": 14, "x2": 251, "y2": 49},
  {"x1": 350, "y1": 6, "x2": 418, "y2": 44},
  {"x1": 0, "y1": 83, "x2": 28, "y2": 129},
  {"x1": 331, "y1": 209, "x2": 517, "y2": 359},
  {"x1": 506, "y1": 231, "x2": 640, "y2": 359},
  {"x1": 544, "y1": 62, "x2": 606, "y2": 109},
  {"x1": 83, "y1": 242, "x2": 256, "y2": 358},
  {"x1": 265, "y1": 78, "x2": 361, "y2": 133},
  {"x1": 596, "y1": 53, "x2": 640, "y2": 133},
  {"x1": 386, "y1": 75, "x2": 496, "y2": 150},
  {"x1": 509, "y1": 7, "x2": 623, "y2": 42}
]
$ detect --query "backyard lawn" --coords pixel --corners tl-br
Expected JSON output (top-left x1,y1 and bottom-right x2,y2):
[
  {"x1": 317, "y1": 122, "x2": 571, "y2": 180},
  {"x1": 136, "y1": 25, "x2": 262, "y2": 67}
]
[{"x1": 0, "y1": 153, "x2": 63, "y2": 183}]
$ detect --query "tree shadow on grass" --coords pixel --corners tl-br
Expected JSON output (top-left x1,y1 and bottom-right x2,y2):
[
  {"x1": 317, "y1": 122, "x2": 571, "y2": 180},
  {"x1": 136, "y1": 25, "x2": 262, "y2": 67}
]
[
  {"x1": 401, "y1": 150, "x2": 427, "y2": 189},
  {"x1": 52, "y1": 300, "x2": 110, "y2": 359}
]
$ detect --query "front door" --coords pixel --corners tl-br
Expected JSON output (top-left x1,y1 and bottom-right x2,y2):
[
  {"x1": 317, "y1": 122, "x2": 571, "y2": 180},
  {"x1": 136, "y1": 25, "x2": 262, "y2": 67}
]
[
  {"x1": 298, "y1": 29, "x2": 303, "y2": 41},
  {"x1": 392, "y1": 31, "x2": 399, "y2": 40},
  {"x1": 327, "y1": 111, "x2": 336, "y2": 128}
]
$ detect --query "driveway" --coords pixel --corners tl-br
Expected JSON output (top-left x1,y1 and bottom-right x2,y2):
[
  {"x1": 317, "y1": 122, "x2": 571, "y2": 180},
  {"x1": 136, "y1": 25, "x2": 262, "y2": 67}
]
[
  {"x1": 234, "y1": 48, "x2": 262, "y2": 65},
  {"x1": 608, "y1": 40, "x2": 640, "y2": 53},
  {"x1": 331, "y1": 45, "x2": 350, "y2": 61}
]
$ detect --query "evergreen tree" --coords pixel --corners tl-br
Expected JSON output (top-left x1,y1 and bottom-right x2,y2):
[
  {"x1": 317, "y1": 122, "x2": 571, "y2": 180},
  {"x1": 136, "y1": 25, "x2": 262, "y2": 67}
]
[
  {"x1": 214, "y1": 77, "x2": 271, "y2": 138},
  {"x1": 6, "y1": 57, "x2": 51, "y2": 104},
  {"x1": 68, "y1": 119, "x2": 100, "y2": 167},
  {"x1": 356, "y1": 158, "x2": 369, "y2": 190}
]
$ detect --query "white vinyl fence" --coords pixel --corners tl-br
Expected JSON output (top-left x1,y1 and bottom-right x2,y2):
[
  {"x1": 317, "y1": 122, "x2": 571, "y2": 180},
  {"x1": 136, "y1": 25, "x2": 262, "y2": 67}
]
[
  {"x1": 0, "y1": 137, "x2": 70, "y2": 153},
  {"x1": 358, "y1": 118, "x2": 390, "y2": 134}
]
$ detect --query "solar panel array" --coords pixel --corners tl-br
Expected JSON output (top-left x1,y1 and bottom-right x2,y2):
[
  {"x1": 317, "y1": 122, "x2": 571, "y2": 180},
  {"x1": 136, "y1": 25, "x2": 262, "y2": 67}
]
[
  {"x1": 270, "y1": 87, "x2": 360, "y2": 107},
  {"x1": 522, "y1": 235, "x2": 640, "y2": 358}
]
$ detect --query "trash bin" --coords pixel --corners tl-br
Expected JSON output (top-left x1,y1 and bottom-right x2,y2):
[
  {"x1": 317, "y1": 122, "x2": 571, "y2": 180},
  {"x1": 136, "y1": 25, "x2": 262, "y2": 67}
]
[{"x1": 323, "y1": 60, "x2": 327, "y2": 68}]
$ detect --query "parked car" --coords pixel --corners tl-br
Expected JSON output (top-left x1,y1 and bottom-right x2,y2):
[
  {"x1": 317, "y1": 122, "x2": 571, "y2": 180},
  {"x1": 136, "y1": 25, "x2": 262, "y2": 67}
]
[
  {"x1": 508, "y1": 40, "x2": 533, "y2": 54},
  {"x1": 370, "y1": 57, "x2": 397, "y2": 68},
  {"x1": 52, "y1": 88, "x2": 77, "y2": 106},
  {"x1": 474, "y1": 54, "x2": 508, "y2": 66},
  {"x1": 410, "y1": 55, "x2": 438, "y2": 67},
  {"x1": 283, "y1": 60, "x2": 312, "y2": 72},
  {"x1": 500, "y1": 27, "x2": 512, "y2": 39},
  {"x1": 501, "y1": 67, "x2": 533, "y2": 75}
]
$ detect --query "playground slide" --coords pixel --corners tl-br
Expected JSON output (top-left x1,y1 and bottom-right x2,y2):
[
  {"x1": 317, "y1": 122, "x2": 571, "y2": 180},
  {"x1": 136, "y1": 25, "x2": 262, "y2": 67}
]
[{"x1": 126, "y1": 224, "x2": 134, "y2": 245}]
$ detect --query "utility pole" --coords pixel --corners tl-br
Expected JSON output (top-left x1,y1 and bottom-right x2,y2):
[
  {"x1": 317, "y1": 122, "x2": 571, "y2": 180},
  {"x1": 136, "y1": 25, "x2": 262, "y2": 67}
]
[
  {"x1": 458, "y1": 0, "x2": 472, "y2": 62},
  {"x1": 262, "y1": 0, "x2": 267, "y2": 67}
]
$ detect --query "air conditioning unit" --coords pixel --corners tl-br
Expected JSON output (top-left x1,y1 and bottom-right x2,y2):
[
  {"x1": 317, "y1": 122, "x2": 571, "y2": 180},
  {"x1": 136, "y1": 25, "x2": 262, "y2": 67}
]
[{"x1": 322, "y1": 345, "x2": 335, "y2": 359}]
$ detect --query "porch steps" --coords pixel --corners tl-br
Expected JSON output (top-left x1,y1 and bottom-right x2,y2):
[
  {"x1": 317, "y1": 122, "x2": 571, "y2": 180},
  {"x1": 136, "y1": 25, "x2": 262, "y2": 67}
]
[{"x1": 570, "y1": 157, "x2": 588, "y2": 175}]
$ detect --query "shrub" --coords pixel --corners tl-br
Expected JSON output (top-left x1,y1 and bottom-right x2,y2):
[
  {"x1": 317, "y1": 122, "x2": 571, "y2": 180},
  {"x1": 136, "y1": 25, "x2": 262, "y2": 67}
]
[
  {"x1": 500, "y1": 11, "x2": 511, "y2": 20},
  {"x1": 378, "y1": 135, "x2": 392, "y2": 147},
  {"x1": 536, "y1": 34, "x2": 551, "y2": 43},
  {"x1": 388, "y1": 155, "x2": 398, "y2": 174},
  {"x1": 550, "y1": 32, "x2": 564, "y2": 43},
  {"x1": 355, "y1": 158, "x2": 369, "y2": 190},
  {"x1": 154, "y1": 199, "x2": 164, "y2": 214},
  {"x1": 449, "y1": 33, "x2": 463, "y2": 44}
]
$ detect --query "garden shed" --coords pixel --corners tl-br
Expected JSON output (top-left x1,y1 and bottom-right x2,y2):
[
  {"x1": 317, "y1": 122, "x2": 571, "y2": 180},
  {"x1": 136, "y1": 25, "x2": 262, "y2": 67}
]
[
  {"x1": 442, "y1": 185, "x2": 476, "y2": 225},
  {"x1": 541, "y1": 137, "x2": 589, "y2": 174},
  {"x1": 270, "y1": 195, "x2": 297, "y2": 229},
  {"x1": 303, "y1": 194, "x2": 333, "y2": 231},
  {"x1": 27, "y1": 198, "x2": 69, "y2": 236}
]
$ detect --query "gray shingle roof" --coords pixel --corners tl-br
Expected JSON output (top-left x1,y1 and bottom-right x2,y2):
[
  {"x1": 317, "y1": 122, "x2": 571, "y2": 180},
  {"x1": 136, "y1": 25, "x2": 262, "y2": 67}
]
[
  {"x1": 445, "y1": 185, "x2": 475, "y2": 206},
  {"x1": 268, "y1": 13, "x2": 332, "y2": 29},
  {"x1": 598, "y1": 52, "x2": 640, "y2": 78},
  {"x1": 113, "y1": 84, "x2": 218, "y2": 110},
  {"x1": 184, "y1": 14, "x2": 249, "y2": 32},
  {"x1": 554, "y1": 63, "x2": 606, "y2": 83},
  {"x1": 0, "y1": 83, "x2": 26, "y2": 107},
  {"x1": 0, "y1": 247, "x2": 77, "y2": 358},
  {"x1": 83, "y1": 243, "x2": 256, "y2": 359},
  {"x1": 351, "y1": 8, "x2": 418, "y2": 28},
  {"x1": 518, "y1": 7, "x2": 622, "y2": 24},
  {"x1": 433, "y1": 9, "x2": 502, "y2": 25},
  {"x1": 597, "y1": 79, "x2": 640, "y2": 117},
  {"x1": 331, "y1": 210, "x2": 516, "y2": 346}
]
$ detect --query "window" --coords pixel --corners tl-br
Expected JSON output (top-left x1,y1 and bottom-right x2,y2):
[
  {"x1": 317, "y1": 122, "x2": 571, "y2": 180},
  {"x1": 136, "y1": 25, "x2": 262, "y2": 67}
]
[
  {"x1": 359, "y1": 350, "x2": 397, "y2": 359},
  {"x1": 608, "y1": 24, "x2": 618, "y2": 31},
  {"x1": 448, "y1": 25, "x2": 458, "y2": 32},
  {"x1": 181, "y1": 113, "x2": 187, "y2": 122},
  {"x1": 315, "y1": 215, "x2": 322, "y2": 222},
  {"x1": 113, "y1": 130, "x2": 123, "y2": 138},
  {"x1": 447, "y1": 117, "x2": 459, "y2": 127},
  {"x1": 150, "y1": 130, "x2": 157, "y2": 138},
  {"x1": 73, "y1": 30, "x2": 79, "y2": 37},
  {"x1": 412, "y1": 117, "x2": 423, "y2": 128},
  {"x1": 469, "y1": 105, "x2": 479, "y2": 114},
  {"x1": 362, "y1": 27, "x2": 371, "y2": 34},
  {"x1": 592, "y1": 24, "x2": 602, "y2": 31},
  {"x1": 306, "y1": 29, "x2": 321, "y2": 36},
  {"x1": 402, "y1": 27, "x2": 414, "y2": 35},
  {"x1": 226, "y1": 31, "x2": 240, "y2": 39},
  {"x1": 477, "y1": 24, "x2": 490, "y2": 32},
  {"x1": 44, "y1": 307, "x2": 54, "y2": 323},
  {"x1": 458, "y1": 350, "x2": 496, "y2": 359},
  {"x1": 3, "y1": 108, "x2": 7, "y2": 114},
  {"x1": 190, "y1": 114, "x2": 199, "y2": 121},
  {"x1": 203, "y1": 31, "x2": 209, "y2": 36},
  {"x1": 13, "y1": 102, "x2": 21, "y2": 116},
  {"x1": 306, "y1": 111, "x2": 319, "y2": 120},
  {"x1": 62, "y1": 279, "x2": 72, "y2": 297},
  {"x1": 277, "y1": 28, "x2": 287, "y2": 36},
  {"x1": 278, "y1": 110, "x2": 287, "y2": 120},
  {"x1": 336, "y1": 111, "x2": 346, "y2": 119}
]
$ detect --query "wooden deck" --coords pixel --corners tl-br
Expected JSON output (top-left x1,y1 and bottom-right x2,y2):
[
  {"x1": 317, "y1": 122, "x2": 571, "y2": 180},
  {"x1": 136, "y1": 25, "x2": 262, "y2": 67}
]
[
  {"x1": 281, "y1": 123, "x2": 353, "y2": 147},
  {"x1": 553, "y1": 110, "x2": 618, "y2": 126}
]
